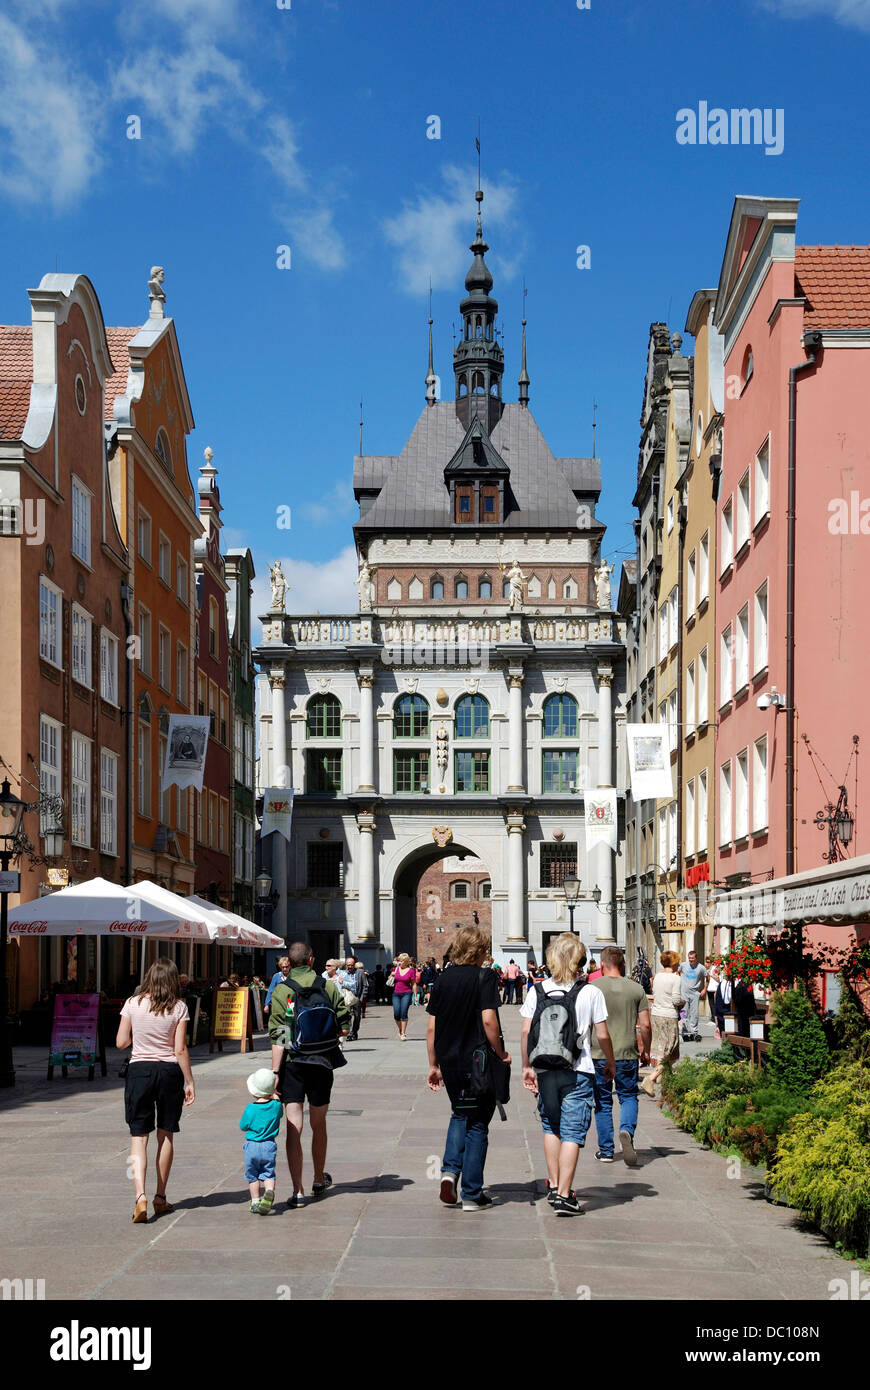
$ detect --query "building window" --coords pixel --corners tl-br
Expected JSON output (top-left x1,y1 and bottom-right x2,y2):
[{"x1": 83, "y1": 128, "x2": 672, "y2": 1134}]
[
  {"x1": 686, "y1": 662, "x2": 696, "y2": 737},
  {"x1": 176, "y1": 555, "x2": 189, "y2": 604},
  {"x1": 393, "y1": 693, "x2": 429, "y2": 738},
  {"x1": 71, "y1": 605, "x2": 92, "y2": 687},
  {"x1": 754, "y1": 582, "x2": 768, "y2": 673},
  {"x1": 696, "y1": 647, "x2": 708, "y2": 727},
  {"x1": 540, "y1": 841, "x2": 577, "y2": 888},
  {"x1": 719, "y1": 761, "x2": 732, "y2": 847},
  {"x1": 39, "y1": 577, "x2": 61, "y2": 666},
  {"x1": 219, "y1": 798, "x2": 228, "y2": 853},
  {"x1": 658, "y1": 603, "x2": 668, "y2": 662},
  {"x1": 137, "y1": 508, "x2": 152, "y2": 564},
  {"x1": 479, "y1": 880, "x2": 492, "y2": 899},
  {"x1": 234, "y1": 719, "x2": 244, "y2": 783},
  {"x1": 459, "y1": 497, "x2": 470, "y2": 514},
  {"x1": 479, "y1": 579, "x2": 492, "y2": 598},
  {"x1": 39, "y1": 715, "x2": 61, "y2": 834},
  {"x1": 100, "y1": 749, "x2": 117, "y2": 855},
  {"x1": 71, "y1": 732, "x2": 91, "y2": 848},
  {"x1": 157, "y1": 533, "x2": 171, "y2": 585},
  {"x1": 196, "y1": 672, "x2": 206, "y2": 718},
  {"x1": 668, "y1": 802, "x2": 677, "y2": 871},
  {"x1": 307, "y1": 750, "x2": 342, "y2": 793},
  {"x1": 483, "y1": 494, "x2": 495, "y2": 515},
  {"x1": 244, "y1": 724, "x2": 254, "y2": 787},
  {"x1": 455, "y1": 694, "x2": 489, "y2": 738},
  {"x1": 736, "y1": 605, "x2": 750, "y2": 691},
  {"x1": 159, "y1": 733, "x2": 171, "y2": 825},
  {"x1": 138, "y1": 605, "x2": 152, "y2": 677},
  {"x1": 735, "y1": 749, "x2": 749, "y2": 840},
  {"x1": 137, "y1": 698, "x2": 151, "y2": 818},
  {"x1": 234, "y1": 815, "x2": 244, "y2": 878},
  {"x1": 158, "y1": 625, "x2": 171, "y2": 691},
  {"x1": 667, "y1": 589, "x2": 677, "y2": 652},
  {"x1": 71, "y1": 478, "x2": 91, "y2": 565},
  {"x1": 686, "y1": 778, "x2": 695, "y2": 859},
  {"x1": 755, "y1": 440, "x2": 770, "y2": 524},
  {"x1": 220, "y1": 693, "x2": 229, "y2": 746},
  {"x1": 721, "y1": 498, "x2": 733, "y2": 571},
  {"x1": 543, "y1": 693, "x2": 578, "y2": 738},
  {"x1": 306, "y1": 693, "x2": 341, "y2": 738},
  {"x1": 687, "y1": 550, "x2": 696, "y2": 614},
  {"x1": 100, "y1": 630, "x2": 118, "y2": 705},
  {"x1": 394, "y1": 750, "x2": 429, "y2": 791},
  {"x1": 307, "y1": 842, "x2": 343, "y2": 888},
  {"x1": 431, "y1": 579, "x2": 444, "y2": 599},
  {"x1": 699, "y1": 531, "x2": 710, "y2": 603},
  {"x1": 455, "y1": 578, "x2": 468, "y2": 599},
  {"x1": 753, "y1": 736, "x2": 768, "y2": 832},
  {"x1": 502, "y1": 580, "x2": 511, "y2": 599},
  {"x1": 737, "y1": 471, "x2": 751, "y2": 551},
  {"x1": 454, "y1": 749, "x2": 489, "y2": 792},
  {"x1": 720, "y1": 624, "x2": 733, "y2": 705},
  {"x1": 177, "y1": 643, "x2": 188, "y2": 706},
  {"x1": 667, "y1": 497, "x2": 674, "y2": 534},
  {"x1": 196, "y1": 790, "x2": 204, "y2": 844},
  {"x1": 209, "y1": 597, "x2": 219, "y2": 657},
  {"x1": 155, "y1": 429, "x2": 172, "y2": 471},
  {"x1": 208, "y1": 792, "x2": 217, "y2": 848},
  {"x1": 542, "y1": 749, "x2": 578, "y2": 793},
  {"x1": 450, "y1": 881, "x2": 470, "y2": 901},
  {"x1": 563, "y1": 577, "x2": 578, "y2": 600},
  {"x1": 697, "y1": 769, "x2": 708, "y2": 853}
]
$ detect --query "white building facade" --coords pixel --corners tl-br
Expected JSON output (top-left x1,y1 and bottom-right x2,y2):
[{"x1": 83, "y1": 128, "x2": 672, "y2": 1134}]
[{"x1": 255, "y1": 192, "x2": 628, "y2": 967}]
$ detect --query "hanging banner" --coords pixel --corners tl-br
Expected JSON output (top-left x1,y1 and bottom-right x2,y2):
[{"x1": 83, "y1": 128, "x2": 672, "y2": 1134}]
[
  {"x1": 261, "y1": 787, "x2": 294, "y2": 842},
  {"x1": 585, "y1": 789, "x2": 618, "y2": 853},
  {"x1": 161, "y1": 715, "x2": 211, "y2": 793},
  {"x1": 625, "y1": 724, "x2": 674, "y2": 801}
]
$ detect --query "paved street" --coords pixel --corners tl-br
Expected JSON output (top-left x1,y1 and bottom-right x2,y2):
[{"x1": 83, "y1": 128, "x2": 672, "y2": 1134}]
[{"x1": 0, "y1": 1005, "x2": 860, "y2": 1302}]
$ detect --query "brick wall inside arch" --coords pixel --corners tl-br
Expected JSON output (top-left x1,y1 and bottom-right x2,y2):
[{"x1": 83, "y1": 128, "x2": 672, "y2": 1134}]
[{"x1": 415, "y1": 857, "x2": 492, "y2": 962}]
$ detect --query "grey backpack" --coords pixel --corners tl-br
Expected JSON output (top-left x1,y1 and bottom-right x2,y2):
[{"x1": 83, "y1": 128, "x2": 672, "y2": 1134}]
[{"x1": 527, "y1": 980, "x2": 586, "y2": 1070}]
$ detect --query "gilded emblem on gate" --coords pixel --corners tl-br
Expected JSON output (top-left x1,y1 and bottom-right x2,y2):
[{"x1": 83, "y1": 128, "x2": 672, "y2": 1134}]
[{"x1": 432, "y1": 826, "x2": 453, "y2": 847}]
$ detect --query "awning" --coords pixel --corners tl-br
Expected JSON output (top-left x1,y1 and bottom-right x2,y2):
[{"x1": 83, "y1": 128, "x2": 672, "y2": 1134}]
[{"x1": 714, "y1": 853, "x2": 870, "y2": 932}]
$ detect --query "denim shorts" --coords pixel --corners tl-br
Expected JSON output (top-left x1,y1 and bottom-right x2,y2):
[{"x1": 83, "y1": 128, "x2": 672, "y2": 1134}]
[
  {"x1": 244, "y1": 1138, "x2": 277, "y2": 1182},
  {"x1": 536, "y1": 1070, "x2": 596, "y2": 1144}
]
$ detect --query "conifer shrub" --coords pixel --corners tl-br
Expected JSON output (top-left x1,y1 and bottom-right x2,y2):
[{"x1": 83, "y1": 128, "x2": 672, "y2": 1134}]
[{"x1": 766, "y1": 984, "x2": 830, "y2": 1095}]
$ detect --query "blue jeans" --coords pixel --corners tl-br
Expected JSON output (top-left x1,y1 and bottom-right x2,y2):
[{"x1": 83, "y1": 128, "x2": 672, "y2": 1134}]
[
  {"x1": 536, "y1": 1070, "x2": 596, "y2": 1144},
  {"x1": 592, "y1": 1059, "x2": 639, "y2": 1153},
  {"x1": 393, "y1": 991, "x2": 412, "y2": 1022},
  {"x1": 441, "y1": 1075, "x2": 495, "y2": 1201}
]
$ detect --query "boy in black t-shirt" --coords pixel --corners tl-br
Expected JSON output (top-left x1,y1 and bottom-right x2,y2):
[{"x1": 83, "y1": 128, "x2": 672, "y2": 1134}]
[{"x1": 426, "y1": 926, "x2": 511, "y2": 1212}]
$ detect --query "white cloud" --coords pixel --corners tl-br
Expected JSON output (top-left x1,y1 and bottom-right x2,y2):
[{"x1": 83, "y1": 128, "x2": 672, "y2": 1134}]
[
  {"x1": 299, "y1": 480, "x2": 356, "y2": 526},
  {"x1": 757, "y1": 0, "x2": 870, "y2": 28},
  {"x1": 0, "y1": 15, "x2": 103, "y2": 209},
  {"x1": 113, "y1": 42, "x2": 261, "y2": 154},
  {"x1": 383, "y1": 165, "x2": 522, "y2": 296},
  {"x1": 262, "y1": 115, "x2": 348, "y2": 270},
  {"x1": 252, "y1": 546, "x2": 358, "y2": 626}
]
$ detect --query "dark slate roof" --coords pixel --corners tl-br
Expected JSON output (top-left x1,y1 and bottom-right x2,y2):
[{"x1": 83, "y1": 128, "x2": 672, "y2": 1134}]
[
  {"x1": 354, "y1": 403, "x2": 601, "y2": 531},
  {"x1": 445, "y1": 416, "x2": 510, "y2": 476}
]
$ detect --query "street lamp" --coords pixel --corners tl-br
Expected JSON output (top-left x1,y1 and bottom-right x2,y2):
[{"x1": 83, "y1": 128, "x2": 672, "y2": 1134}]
[
  {"x1": 563, "y1": 875, "x2": 581, "y2": 934},
  {"x1": 0, "y1": 778, "x2": 27, "y2": 1088},
  {"x1": 814, "y1": 785, "x2": 855, "y2": 863},
  {"x1": 255, "y1": 873, "x2": 273, "y2": 902}
]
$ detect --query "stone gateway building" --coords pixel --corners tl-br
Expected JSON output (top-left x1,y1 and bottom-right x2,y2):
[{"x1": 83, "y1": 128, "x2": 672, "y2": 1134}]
[{"x1": 255, "y1": 191, "x2": 628, "y2": 968}]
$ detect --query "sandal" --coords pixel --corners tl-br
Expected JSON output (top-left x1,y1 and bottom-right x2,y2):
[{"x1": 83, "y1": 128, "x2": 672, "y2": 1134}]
[
  {"x1": 153, "y1": 1193, "x2": 174, "y2": 1217},
  {"x1": 132, "y1": 1193, "x2": 148, "y2": 1223}
]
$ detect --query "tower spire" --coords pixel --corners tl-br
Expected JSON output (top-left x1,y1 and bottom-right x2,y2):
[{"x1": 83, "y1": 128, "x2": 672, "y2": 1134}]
[
  {"x1": 425, "y1": 281, "x2": 437, "y2": 406},
  {"x1": 518, "y1": 281, "x2": 530, "y2": 407},
  {"x1": 453, "y1": 180, "x2": 503, "y2": 431}
]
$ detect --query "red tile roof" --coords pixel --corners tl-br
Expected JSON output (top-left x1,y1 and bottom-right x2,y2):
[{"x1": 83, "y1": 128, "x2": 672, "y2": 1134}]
[
  {"x1": 0, "y1": 325, "x2": 34, "y2": 439},
  {"x1": 795, "y1": 246, "x2": 870, "y2": 330},
  {"x1": 104, "y1": 326, "x2": 140, "y2": 421}
]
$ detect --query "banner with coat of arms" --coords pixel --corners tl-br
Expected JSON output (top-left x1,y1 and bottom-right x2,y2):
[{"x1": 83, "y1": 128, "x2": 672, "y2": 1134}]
[
  {"x1": 261, "y1": 788, "x2": 294, "y2": 842},
  {"x1": 584, "y1": 789, "x2": 618, "y2": 853},
  {"x1": 161, "y1": 715, "x2": 211, "y2": 793}
]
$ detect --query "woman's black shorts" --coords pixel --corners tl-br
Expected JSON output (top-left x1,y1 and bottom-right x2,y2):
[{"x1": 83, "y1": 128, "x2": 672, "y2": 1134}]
[{"x1": 125, "y1": 1061, "x2": 185, "y2": 1135}]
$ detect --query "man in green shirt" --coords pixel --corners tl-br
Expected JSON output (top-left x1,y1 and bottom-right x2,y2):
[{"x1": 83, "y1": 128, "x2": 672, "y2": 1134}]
[
  {"x1": 268, "y1": 941, "x2": 351, "y2": 1208},
  {"x1": 589, "y1": 946, "x2": 651, "y2": 1168}
]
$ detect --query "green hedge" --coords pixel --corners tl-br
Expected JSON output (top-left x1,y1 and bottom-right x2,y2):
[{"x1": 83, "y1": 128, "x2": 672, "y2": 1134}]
[{"x1": 661, "y1": 1056, "x2": 803, "y2": 1164}]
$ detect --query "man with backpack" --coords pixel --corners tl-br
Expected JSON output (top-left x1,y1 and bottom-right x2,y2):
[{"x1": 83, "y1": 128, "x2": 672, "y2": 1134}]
[
  {"x1": 268, "y1": 941, "x2": 351, "y2": 1209},
  {"x1": 520, "y1": 933, "x2": 615, "y2": 1216},
  {"x1": 426, "y1": 925, "x2": 511, "y2": 1212}
]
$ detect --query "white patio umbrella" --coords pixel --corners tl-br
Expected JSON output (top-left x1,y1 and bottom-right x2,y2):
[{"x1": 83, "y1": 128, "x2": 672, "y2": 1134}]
[
  {"x1": 7, "y1": 876, "x2": 190, "y2": 938},
  {"x1": 184, "y1": 893, "x2": 283, "y2": 948},
  {"x1": 126, "y1": 881, "x2": 221, "y2": 942}
]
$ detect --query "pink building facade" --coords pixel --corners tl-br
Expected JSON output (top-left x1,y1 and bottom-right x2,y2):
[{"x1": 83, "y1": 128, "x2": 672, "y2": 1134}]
[{"x1": 713, "y1": 197, "x2": 870, "y2": 999}]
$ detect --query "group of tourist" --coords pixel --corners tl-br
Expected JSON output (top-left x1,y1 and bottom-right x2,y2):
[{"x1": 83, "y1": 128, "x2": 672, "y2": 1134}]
[{"x1": 114, "y1": 933, "x2": 743, "y2": 1222}]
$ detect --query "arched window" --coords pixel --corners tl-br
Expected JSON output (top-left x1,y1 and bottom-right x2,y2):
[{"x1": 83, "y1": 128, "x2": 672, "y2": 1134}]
[
  {"x1": 393, "y1": 693, "x2": 429, "y2": 738},
  {"x1": 472, "y1": 371, "x2": 485, "y2": 395},
  {"x1": 543, "y1": 693, "x2": 578, "y2": 738},
  {"x1": 431, "y1": 577, "x2": 444, "y2": 600},
  {"x1": 486, "y1": 323, "x2": 492, "y2": 341},
  {"x1": 450, "y1": 881, "x2": 470, "y2": 901},
  {"x1": 502, "y1": 579, "x2": 511, "y2": 599},
  {"x1": 155, "y1": 429, "x2": 172, "y2": 472},
  {"x1": 455, "y1": 577, "x2": 468, "y2": 599},
  {"x1": 458, "y1": 375, "x2": 468, "y2": 398},
  {"x1": 306, "y1": 693, "x2": 341, "y2": 738},
  {"x1": 490, "y1": 380, "x2": 500, "y2": 397},
  {"x1": 455, "y1": 693, "x2": 490, "y2": 738},
  {"x1": 479, "y1": 578, "x2": 492, "y2": 598}
]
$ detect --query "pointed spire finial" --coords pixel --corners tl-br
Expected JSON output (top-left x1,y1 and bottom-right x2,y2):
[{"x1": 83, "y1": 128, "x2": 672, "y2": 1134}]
[
  {"x1": 425, "y1": 280, "x2": 437, "y2": 406},
  {"x1": 518, "y1": 281, "x2": 530, "y2": 406}
]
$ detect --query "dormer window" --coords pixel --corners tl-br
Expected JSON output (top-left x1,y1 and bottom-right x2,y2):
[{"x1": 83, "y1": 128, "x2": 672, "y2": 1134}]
[{"x1": 459, "y1": 497, "x2": 470, "y2": 514}]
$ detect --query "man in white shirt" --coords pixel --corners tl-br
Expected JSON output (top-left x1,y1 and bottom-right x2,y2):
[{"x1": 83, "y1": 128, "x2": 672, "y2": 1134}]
[
  {"x1": 520, "y1": 934, "x2": 615, "y2": 1217},
  {"x1": 678, "y1": 951, "x2": 708, "y2": 1042}
]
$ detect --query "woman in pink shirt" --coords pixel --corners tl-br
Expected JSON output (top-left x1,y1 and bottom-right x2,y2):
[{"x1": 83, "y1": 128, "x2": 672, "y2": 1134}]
[
  {"x1": 391, "y1": 953, "x2": 417, "y2": 1040},
  {"x1": 116, "y1": 959, "x2": 195, "y2": 1223}
]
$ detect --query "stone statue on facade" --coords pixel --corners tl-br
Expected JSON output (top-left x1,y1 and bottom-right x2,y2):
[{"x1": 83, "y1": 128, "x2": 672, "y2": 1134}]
[
  {"x1": 357, "y1": 555, "x2": 374, "y2": 612},
  {"x1": 269, "y1": 560, "x2": 287, "y2": 612},
  {"x1": 502, "y1": 558, "x2": 526, "y2": 612},
  {"x1": 594, "y1": 561, "x2": 614, "y2": 611},
  {"x1": 148, "y1": 266, "x2": 166, "y2": 315}
]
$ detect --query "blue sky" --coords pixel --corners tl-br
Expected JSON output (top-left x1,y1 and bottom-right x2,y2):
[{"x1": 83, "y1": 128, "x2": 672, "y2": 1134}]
[{"x1": 2, "y1": 0, "x2": 870, "y2": 615}]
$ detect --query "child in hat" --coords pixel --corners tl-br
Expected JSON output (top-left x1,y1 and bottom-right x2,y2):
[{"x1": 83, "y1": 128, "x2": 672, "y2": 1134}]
[{"x1": 240, "y1": 1068, "x2": 282, "y2": 1213}]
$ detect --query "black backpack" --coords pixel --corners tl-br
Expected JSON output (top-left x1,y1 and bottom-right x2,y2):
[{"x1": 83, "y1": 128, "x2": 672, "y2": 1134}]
[
  {"x1": 283, "y1": 976, "x2": 340, "y2": 1058},
  {"x1": 527, "y1": 980, "x2": 586, "y2": 1071}
]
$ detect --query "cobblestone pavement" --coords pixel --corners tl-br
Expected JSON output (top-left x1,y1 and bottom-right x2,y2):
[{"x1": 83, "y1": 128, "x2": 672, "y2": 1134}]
[{"x1": 0, "y1": 1005, "x2": 860, "y2": 1301}]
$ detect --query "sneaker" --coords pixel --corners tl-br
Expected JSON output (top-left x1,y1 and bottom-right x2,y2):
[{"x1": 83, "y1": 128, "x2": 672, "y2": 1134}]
[
  {"x1": 249, "y1": 1201, "x2": 260, "y2": 1214},
  {"x1": 693, "y1": 1034, "x2": 703, "y2": 1042},
  {"x1": 546, "y1": 1183, "x2": 575, "y2": 1205},
  {"x1": 287, "y1": 1192, "x2": 306, "y2": 1210},
  {"x1": 257, "y1": 1191, "x2": 275, "y2": 1214},
  {"x1": 594, "y1": 1150, "x2": 615, "y2": 1163},
  {"x1": 439, "y1": 1172, "x2": 459, "y2": 1206},
  {"x1": 461, "y1": 1193, "x2": 495, "y2": 1212},
  {"x1": 552, "y1": 1192, "x2": 583, "y2": 1217},
  {"x1": 311, "y1": 1173, "x2": 333, "y2": 1198},
  {"x1": 619, "y1": 1130, "x2": 638, "y2": 1167}
]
